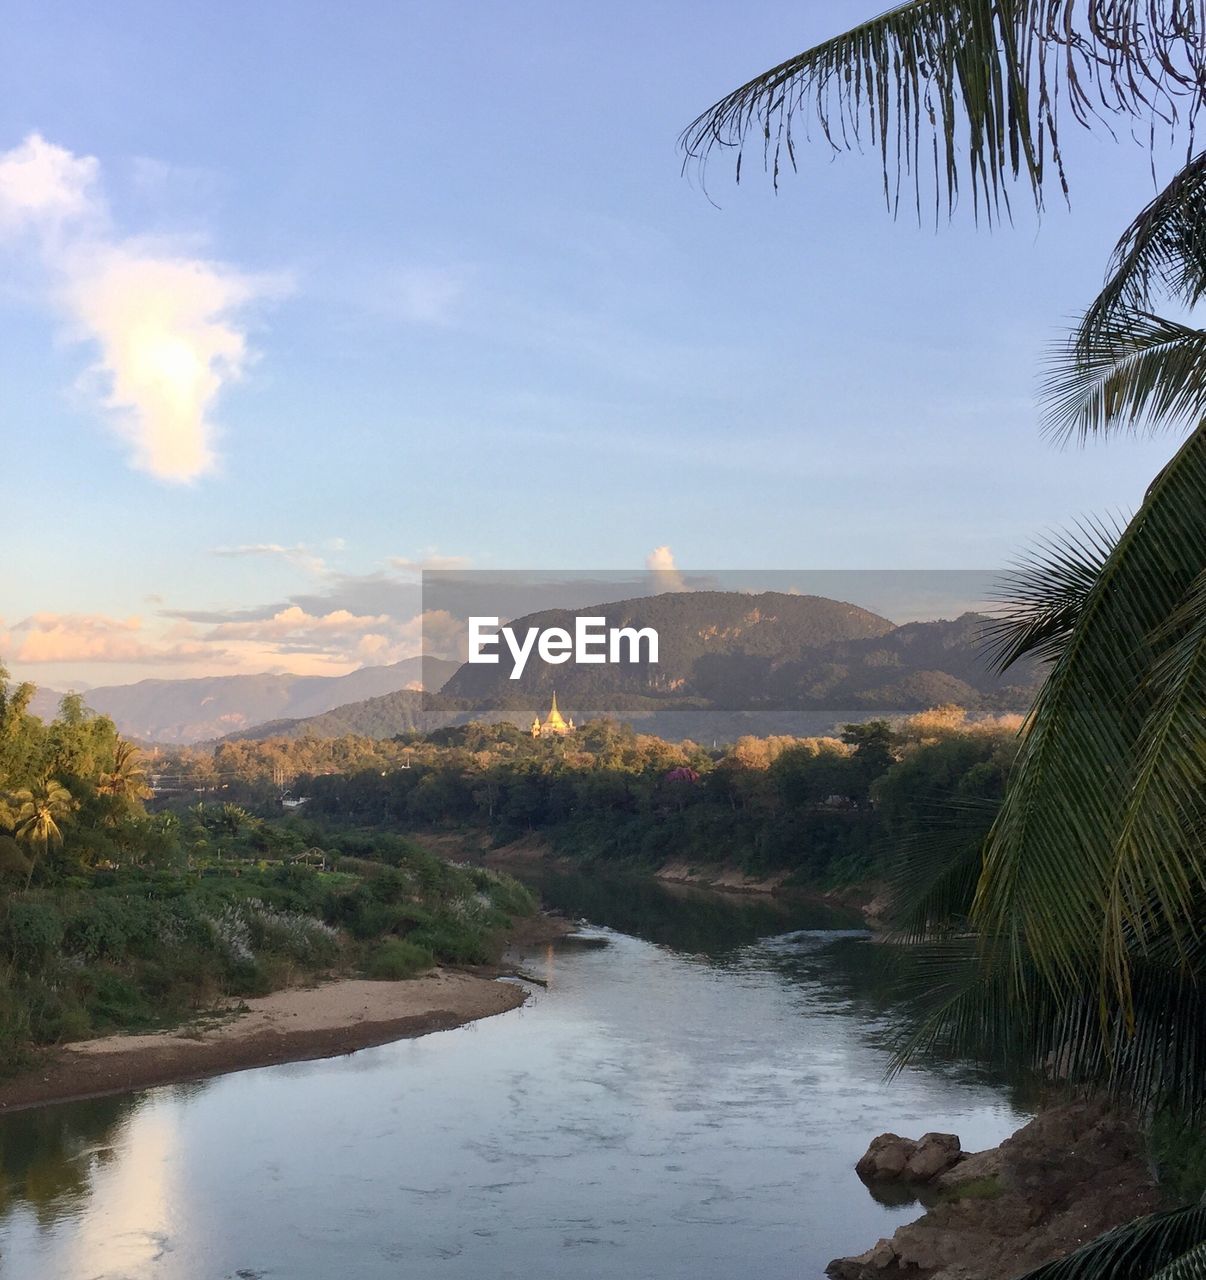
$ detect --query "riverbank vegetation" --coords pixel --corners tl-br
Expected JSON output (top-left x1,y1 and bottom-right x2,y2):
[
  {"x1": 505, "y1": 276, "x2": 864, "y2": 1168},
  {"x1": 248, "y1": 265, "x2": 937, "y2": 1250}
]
[
  {"x1": 162, "y1": 704, "x2": 1022, "y2": 890},
  {"x1": 0, "y1": 669, "x2": 535, "y2": 1072}
]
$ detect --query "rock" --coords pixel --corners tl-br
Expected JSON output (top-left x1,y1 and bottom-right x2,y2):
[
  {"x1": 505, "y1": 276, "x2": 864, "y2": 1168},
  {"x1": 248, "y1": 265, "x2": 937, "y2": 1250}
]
[
  {"x1": 826, "y1": 1239, "x2": 896, "y2": 1278},
  {"x1": 856, "y1": 1133, "x2": 917, "y2": 1180},
  {"x1": 855, "y1": 1131, "x2": 961, "y2": 1183},
  {"x1": 906, "y1": 1132, "x2": 962, "y2": 1180}
]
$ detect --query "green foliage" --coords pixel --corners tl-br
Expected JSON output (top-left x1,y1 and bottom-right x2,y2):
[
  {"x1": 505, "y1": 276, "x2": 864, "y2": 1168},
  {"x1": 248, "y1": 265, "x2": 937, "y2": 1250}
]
[
  {"x1": 268, "y1": 714, "x2": 1016, "y2": 892},
  {"x1": 937, "y1": 1175, "x2": 1003, "y2": 1202},
  {"x1": 1, "y1": 902, "x2": 64, "y2": 967},
  {"x1": 365, "y1": 938, "x2": 433, "y2": 980},
  {"x1": 0, "y1": 808, "x2": 534, "y2": 1070}
]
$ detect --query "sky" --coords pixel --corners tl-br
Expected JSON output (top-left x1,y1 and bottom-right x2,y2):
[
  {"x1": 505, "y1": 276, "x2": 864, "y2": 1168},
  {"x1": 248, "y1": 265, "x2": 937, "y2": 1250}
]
[{"x1": 0, "y1": 1, "x2": 1186, "y2": 689}]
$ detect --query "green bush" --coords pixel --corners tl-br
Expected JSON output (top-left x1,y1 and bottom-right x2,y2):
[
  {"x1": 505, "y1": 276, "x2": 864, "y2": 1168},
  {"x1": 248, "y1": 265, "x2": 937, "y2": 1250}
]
[
  {"x1": 1, "y1": 902, "x2": 65, "y2": 968},
  {"x1": 79, "y1": 967, "x2": 157, "y2": 1031},
  {"x1": 62, "y1": 900, "x2": 132, "y2": 962},
  {"x1": 21, "y1": 977, "x2": 91, "y2": 1044},
  {"x1": 366, "y1": 938, "x2": 433, "y2": 980},
  {"x1": 409, "y1": 918, "x2": 492, "y2": 965}
]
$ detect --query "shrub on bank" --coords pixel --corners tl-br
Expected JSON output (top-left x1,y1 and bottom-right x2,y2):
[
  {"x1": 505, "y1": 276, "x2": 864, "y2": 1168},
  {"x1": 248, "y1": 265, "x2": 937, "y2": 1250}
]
[{"x1": 366, "y1": 938, "x2": 433, "y2": 980}]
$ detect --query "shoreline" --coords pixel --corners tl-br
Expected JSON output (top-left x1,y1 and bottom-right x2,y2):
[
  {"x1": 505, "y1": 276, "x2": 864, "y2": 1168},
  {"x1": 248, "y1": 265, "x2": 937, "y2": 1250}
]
[
  {"x1": 0, "y1": 912, "x2": 574, "y2": 1115},
  {"x1": 414, "y1": 829, "x2": 887, "y2": 921}
]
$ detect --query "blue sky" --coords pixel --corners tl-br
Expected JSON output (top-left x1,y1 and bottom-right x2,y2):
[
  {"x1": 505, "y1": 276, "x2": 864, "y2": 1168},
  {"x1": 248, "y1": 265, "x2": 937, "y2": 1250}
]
[{"x1": 0, "y1": 1, "x2": 1183, "y2": 686}]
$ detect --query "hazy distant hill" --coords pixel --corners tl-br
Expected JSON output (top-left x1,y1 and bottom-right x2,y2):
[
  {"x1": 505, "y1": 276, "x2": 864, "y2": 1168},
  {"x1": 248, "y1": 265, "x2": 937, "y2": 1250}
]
[
  {"x1": 442, "y1": 591, "x2": 895, "y2": 703},
  {"x1": 33, "y1": 658, "x2": 459, "y2": 744},
  {"x1": 227, "y1": 595, "x2": 1041, "y2": 743},
  {"x1": 221, "y1": 689, "x2": 474, "y2": 742}
]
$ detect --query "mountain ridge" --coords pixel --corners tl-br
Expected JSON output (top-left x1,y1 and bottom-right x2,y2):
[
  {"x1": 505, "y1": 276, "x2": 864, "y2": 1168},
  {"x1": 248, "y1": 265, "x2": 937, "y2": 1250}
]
[{"x1": 26, "y1": 657, "x2": 459, "y2": 744}]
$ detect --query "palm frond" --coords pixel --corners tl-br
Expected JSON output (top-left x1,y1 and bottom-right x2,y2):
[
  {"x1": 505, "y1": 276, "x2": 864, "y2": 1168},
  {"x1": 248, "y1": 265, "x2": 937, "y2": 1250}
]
[
  {"x1": 982, "y1": 519, "x2": 1119, "y2": 672},
  {"x1": 885, "y1": 798, "x2": 997, "y2": 941},
  {"x1": 1149, "y1": 1239, "x2": 1206, "y2": 1279},
  {"x1": 1078, "y1": 152, "x2": 1206, "y2": 343},
  {"x1": 1106, "y1": 570, "x2": 1206, "y2": 1004},
  {"x1": 973, "y1": 425, "x2": 1206, "y2": 995},
  {"x1": 893, "y1": 928, "x2": 1206, "y2": 1114},
  {"x1": 680, "y1": 1, "x2": 1206, "y2": 219},
  {"x1": 1043, "y1": 311, "x2": 1206, "y2": 443},
  {"x1": 1017, "y1": 1205, "x2": 1206, "y2": 1279}
]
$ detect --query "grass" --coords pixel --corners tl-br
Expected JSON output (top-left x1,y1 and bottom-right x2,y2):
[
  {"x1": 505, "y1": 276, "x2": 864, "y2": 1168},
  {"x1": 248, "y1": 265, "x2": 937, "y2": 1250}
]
[{"x1": 937, "y1": 1175, "x2": 1004, "y2": 1202}]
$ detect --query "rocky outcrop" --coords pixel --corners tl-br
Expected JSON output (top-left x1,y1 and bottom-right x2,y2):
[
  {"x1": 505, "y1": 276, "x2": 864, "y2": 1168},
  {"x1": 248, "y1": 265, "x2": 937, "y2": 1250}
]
[
  {"x1": 828, "y1": 1101, "x2": 1162, "y2": 1280},
  {"x1": 856, "y1": 1132, "x2": 963, "y2": 1183}
]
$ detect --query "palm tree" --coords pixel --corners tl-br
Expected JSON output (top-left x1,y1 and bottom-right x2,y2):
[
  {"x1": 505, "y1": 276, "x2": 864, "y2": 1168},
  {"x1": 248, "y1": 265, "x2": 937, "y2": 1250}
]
[
  {"x1": 680, "y1": 2, "x2": 1205, "y2": 224},
  {"x1": 11, "y1": 778, "x2": 75, "y2": 889},
  {"x1": 682, "y1": 7, "x2": 1206, "y2": 1273},
  {"x1": 96, "y1": 739, "x2": 152, "y2": 808}
]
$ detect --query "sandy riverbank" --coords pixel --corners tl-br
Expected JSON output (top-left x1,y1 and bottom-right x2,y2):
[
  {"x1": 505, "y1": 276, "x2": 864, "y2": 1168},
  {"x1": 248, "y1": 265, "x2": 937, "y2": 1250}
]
[
  {"x1": 0, "y1": 969, "x2": 530, "y2": 1114},
  {"x1": 0, "y1": 910, "x2": 575, "y2": 1114}
]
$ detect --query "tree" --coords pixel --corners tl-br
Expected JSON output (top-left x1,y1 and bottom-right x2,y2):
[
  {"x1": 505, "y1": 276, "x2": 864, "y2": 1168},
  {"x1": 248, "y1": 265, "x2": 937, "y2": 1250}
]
[
  {"x1": 96, "y1": 739, "x2": 152, "y2": 814},
  {"x1": 11, "y1": 778, "x2": 75, "y2": 888},
  {"x1": 683, "y1": 8, "x2": 1206, "y2": 1271}
]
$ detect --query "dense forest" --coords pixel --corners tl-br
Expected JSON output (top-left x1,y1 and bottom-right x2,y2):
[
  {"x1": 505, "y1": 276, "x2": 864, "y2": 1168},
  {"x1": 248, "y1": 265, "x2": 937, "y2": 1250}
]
[{"x1": 161, "y1": 703, "x2": 1022, "y2": 890}]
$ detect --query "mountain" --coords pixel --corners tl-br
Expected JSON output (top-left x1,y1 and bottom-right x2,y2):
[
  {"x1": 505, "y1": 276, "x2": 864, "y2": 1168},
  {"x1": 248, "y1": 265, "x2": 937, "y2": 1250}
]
[
  {"x1": 34, "y1": 657, "x2": 460, "y2": 744},
  {"x1": 225, "y1": 595, "x2": 1041, "y2": 743},
  {"x1": 221, "y1": 688, "x2": 474, "y2": 742},
  {"x1": 442, "y1": 591, "x2": 895, "y2": 703}
]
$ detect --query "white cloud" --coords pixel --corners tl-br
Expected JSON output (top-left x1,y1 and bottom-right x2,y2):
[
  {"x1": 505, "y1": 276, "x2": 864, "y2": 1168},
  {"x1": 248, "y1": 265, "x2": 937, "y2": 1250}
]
[
  {"x1": 0, "y1": 134, "x2": 98, "y2": 229},
  {"x1": 212, "y1": 542, "x2": 328, "y2": 575},
  {"x1": 0, "y1": 132, "x2": 275, "y2": 482},
  {"x1": 646, "y1": 544, "x2": 687, "y2": 592},
  {"x1": 7, "y1": 612, "x2": 214, "y2": 665},
  {"x1": 389, "y1": 551, "x2": 471, "y2": 574},
  {"x1": 203, "y1": 604, "x2": 422, "y2": 667}
]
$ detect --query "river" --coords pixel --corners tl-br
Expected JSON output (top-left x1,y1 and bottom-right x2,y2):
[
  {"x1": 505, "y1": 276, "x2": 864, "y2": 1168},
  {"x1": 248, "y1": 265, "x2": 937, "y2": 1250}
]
[{"x1": 0, "y1": 875, "x2": 1027, "y2": 1279}]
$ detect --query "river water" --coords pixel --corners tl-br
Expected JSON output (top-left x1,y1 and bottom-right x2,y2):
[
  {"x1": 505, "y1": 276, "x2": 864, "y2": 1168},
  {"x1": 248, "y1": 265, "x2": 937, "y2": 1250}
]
[{"x1": 0, "y1": 876, "x2": 1027, "y2": 1279}]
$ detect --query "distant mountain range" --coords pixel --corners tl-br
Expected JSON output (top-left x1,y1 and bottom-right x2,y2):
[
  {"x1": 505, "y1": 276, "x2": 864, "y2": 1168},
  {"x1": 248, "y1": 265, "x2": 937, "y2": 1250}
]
[
  {"x1": 28, "y1": 657, "x2": 459, "y2": 744},
  {"x1": 25, "y1": 593, "x2": 1041, "y2": 746},
  {"x1": 225, "y1": 594, "x2": 1042, "y2": 744}
]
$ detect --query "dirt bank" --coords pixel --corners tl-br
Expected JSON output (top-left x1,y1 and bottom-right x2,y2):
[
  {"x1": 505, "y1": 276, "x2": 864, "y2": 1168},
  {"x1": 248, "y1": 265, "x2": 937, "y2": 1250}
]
[{"x1": 828, "y1": 1100, "x2": 1163, "y2": 1280}]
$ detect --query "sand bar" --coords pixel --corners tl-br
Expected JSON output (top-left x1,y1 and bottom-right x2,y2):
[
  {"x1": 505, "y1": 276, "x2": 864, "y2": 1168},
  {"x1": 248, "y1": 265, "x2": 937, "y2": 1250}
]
[{"x1": 0, "y1": 969, "x2": 528, "y2": 1114}]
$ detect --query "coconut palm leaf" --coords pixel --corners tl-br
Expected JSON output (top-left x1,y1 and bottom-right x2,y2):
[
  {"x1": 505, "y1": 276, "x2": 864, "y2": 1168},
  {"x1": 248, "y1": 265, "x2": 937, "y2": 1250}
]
[
  {"x1": 680, "y1": 1, "x2": 1206, "y2": 219},
  {"x1": 1078, "y1": 151, "x2": 1206, "y2": 345},
  {"x1": 973, "y1": 426, "x2": 1206, "y2": 997},
  {"x1": 11, "y1": 777, "x2": 76, "y2": 889},
  {"x1": 982, "y1": 520, "x2": 1118, "y2": 671},
  {"x1": 884, "y1": 798, "x2": 998, "y2": 940},
  {"x1": 96, "y1": 739, "x2": 151, "y2": 804},
  {"x1": 1016, "y1": 1205, "x2": 1206, "y2": 1279},
  {"x1": 1149, "y1": 1240, "x2": 1206, "y2": 1280},
  {"x1": 892, "y1": 923, "x2": 1206, "y2": 1114},
  {"x1": 1043, "y1": 312, "x2": 1206, "y2": 444},
  {"x1": 1106, "y1": 571, "x2": 1206, "y2": 1002}
]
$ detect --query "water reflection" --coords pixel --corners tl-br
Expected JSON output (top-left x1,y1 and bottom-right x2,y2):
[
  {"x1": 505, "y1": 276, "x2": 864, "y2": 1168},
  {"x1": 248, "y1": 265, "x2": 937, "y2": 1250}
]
[
  {"x1": 0, "y1": 1094, "x2": 140, "y2": 1225},
  {"x1": 523, "y1": 867, "x2": 865, "y2": 956}
]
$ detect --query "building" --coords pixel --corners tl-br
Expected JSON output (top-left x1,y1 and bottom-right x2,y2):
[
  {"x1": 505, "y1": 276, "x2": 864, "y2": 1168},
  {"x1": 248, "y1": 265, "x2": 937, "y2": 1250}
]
[{"x1": 531, "y1": 691, "x2": 575, "y2": 738}]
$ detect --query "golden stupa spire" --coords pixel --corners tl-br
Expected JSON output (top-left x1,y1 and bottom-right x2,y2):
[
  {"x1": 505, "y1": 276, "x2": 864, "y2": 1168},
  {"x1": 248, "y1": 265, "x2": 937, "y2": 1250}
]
[{"x1": 532, "y1": 689, "x2": 572, "y2": 737}]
